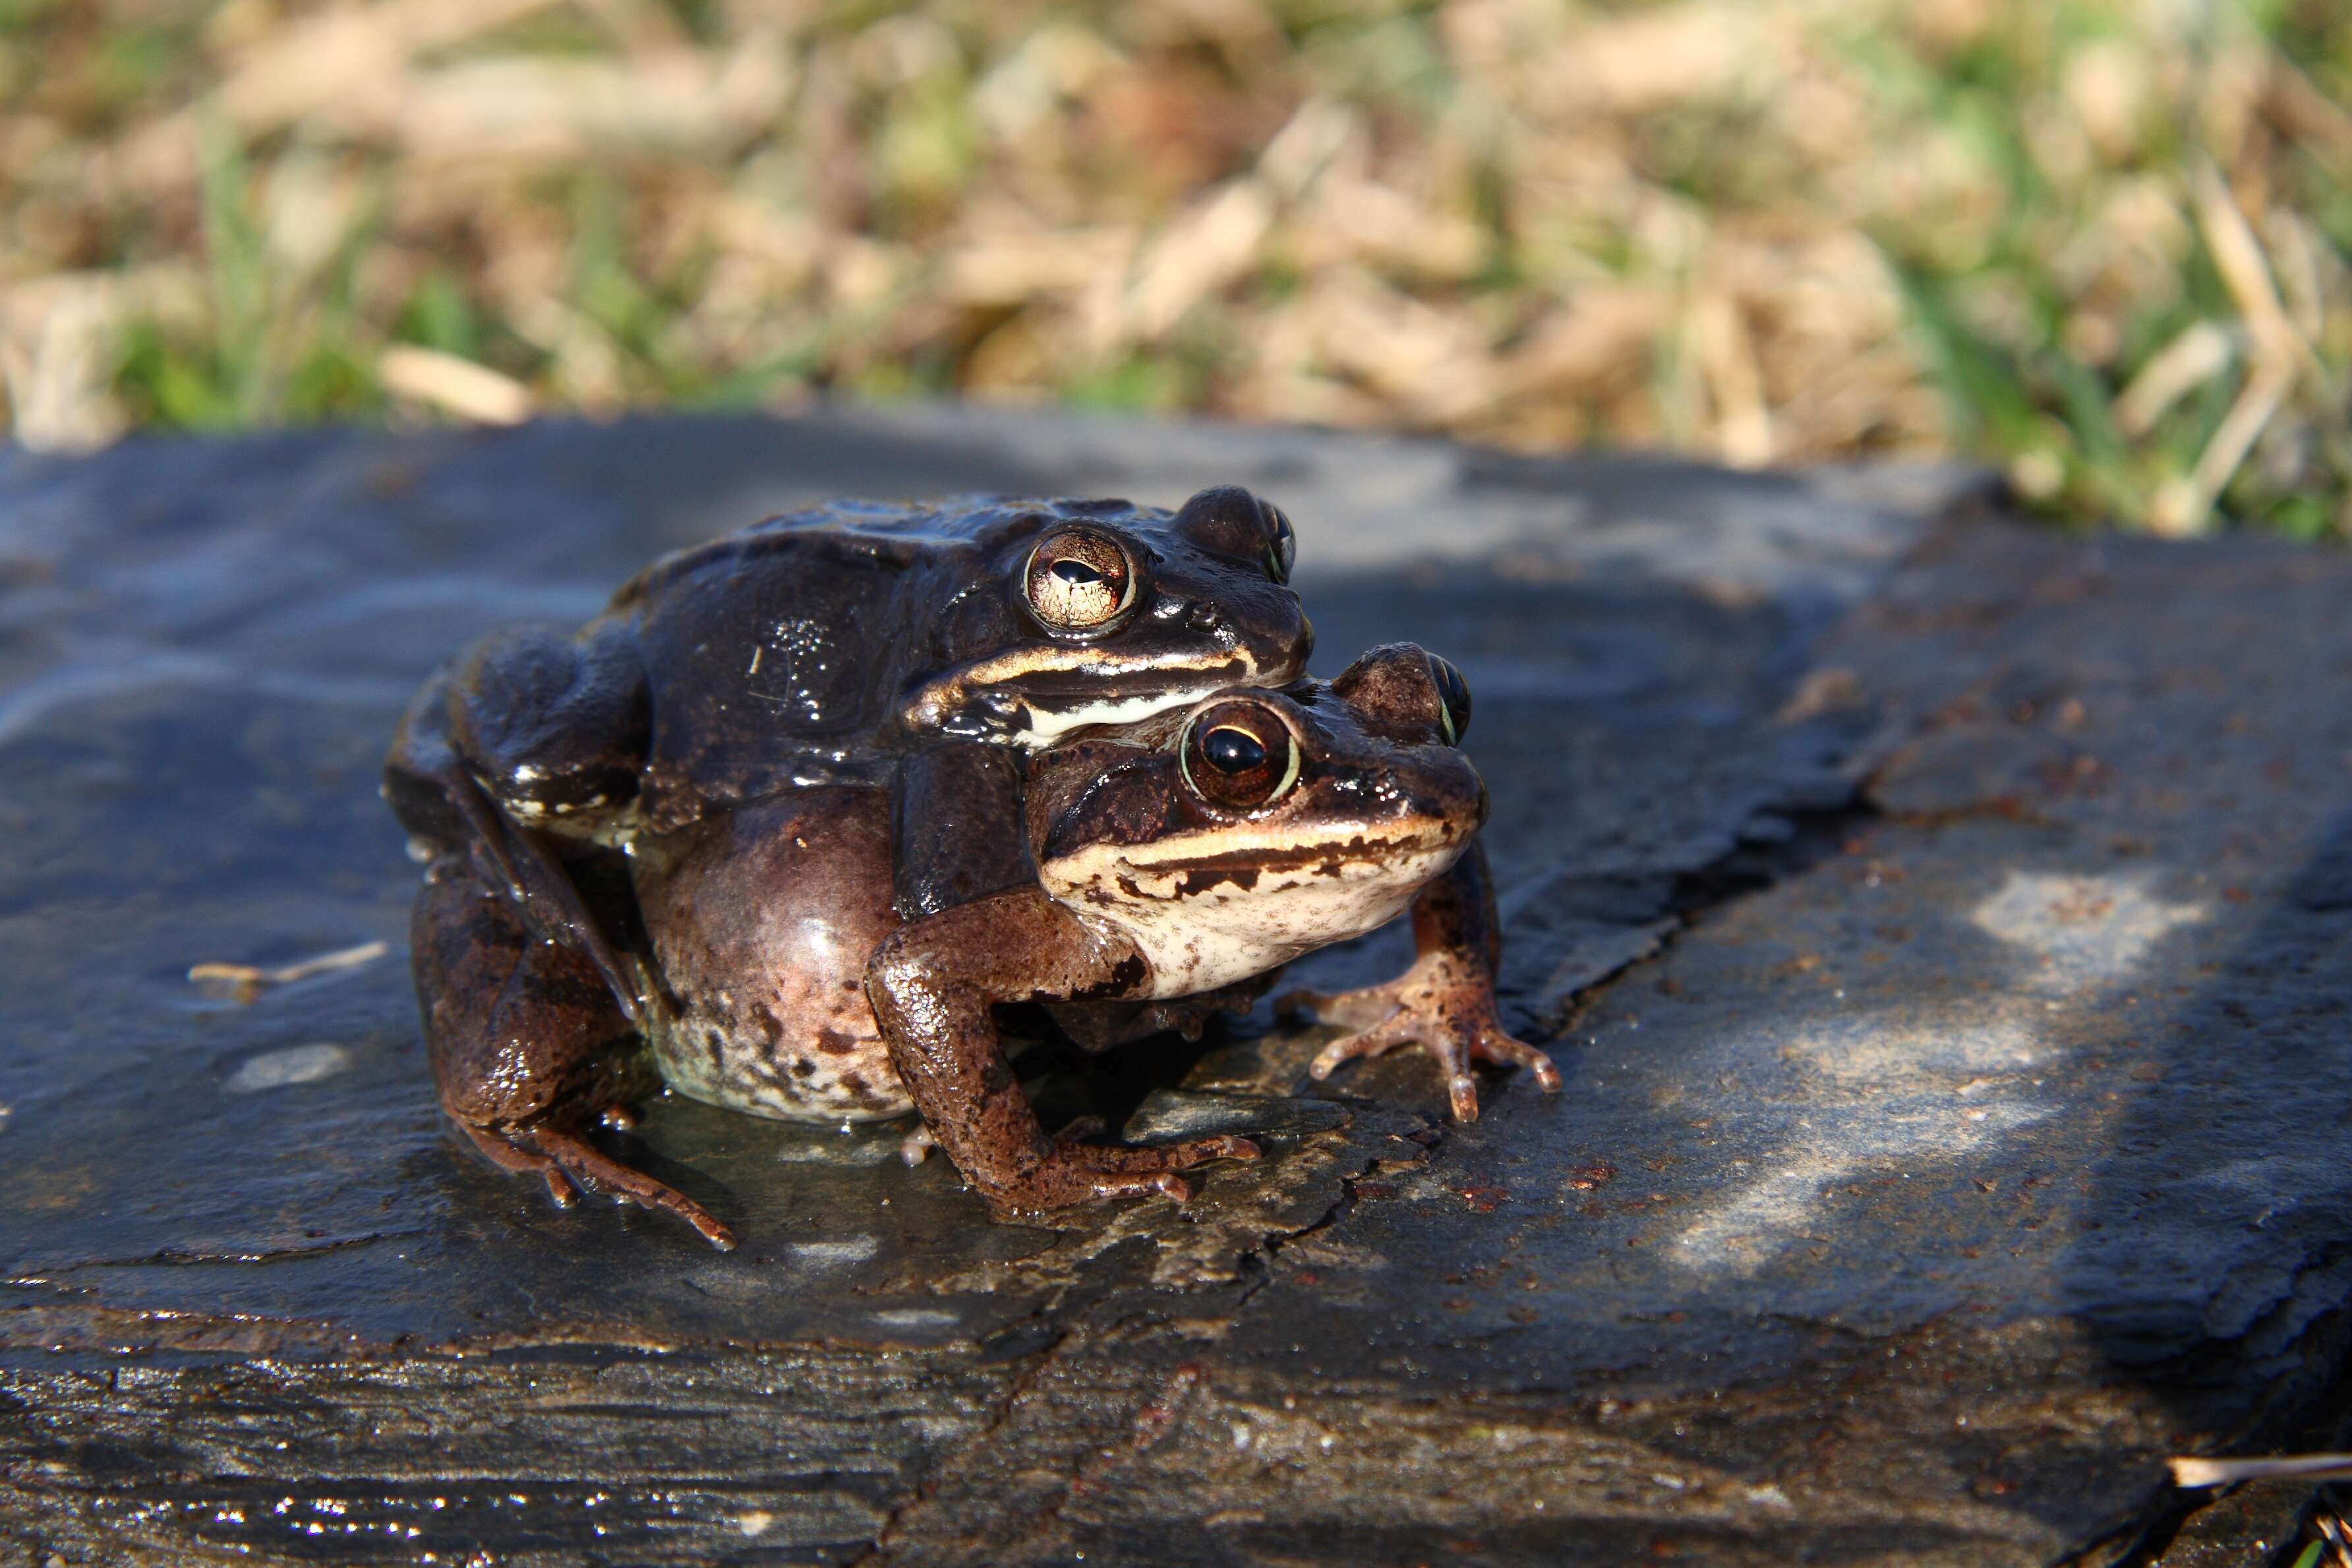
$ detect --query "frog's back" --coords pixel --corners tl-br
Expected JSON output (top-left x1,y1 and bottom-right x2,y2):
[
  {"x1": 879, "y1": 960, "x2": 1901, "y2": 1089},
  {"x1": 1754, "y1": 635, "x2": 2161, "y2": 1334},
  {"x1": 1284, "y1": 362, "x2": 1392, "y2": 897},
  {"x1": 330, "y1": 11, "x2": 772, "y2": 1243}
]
[
  {"x1": 612, "y1": 496, "x2": 991, "y2": 608},
  {"x1": 616, "y1": 496, "x2": 1164, "y2": 823}
]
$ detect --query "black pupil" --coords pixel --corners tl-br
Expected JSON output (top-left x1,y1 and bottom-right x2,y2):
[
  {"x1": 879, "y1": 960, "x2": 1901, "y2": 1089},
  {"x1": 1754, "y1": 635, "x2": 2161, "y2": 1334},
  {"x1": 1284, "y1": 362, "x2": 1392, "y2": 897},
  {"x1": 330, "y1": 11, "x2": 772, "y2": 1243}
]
[
  {"x1": 1051, "y1": 558, "x2": 1104, "y2": 585},
  {"x1": 1203, "y1": 726, "x2": 1268, "y2": 773}
]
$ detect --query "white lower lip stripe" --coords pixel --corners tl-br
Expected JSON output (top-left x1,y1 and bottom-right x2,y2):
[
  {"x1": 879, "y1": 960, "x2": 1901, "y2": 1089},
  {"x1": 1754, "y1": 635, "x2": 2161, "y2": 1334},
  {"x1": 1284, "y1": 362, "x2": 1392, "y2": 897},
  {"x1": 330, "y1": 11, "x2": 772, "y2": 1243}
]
[{"x1": 1018, "y1": 687, "x2": 1221, "y2": 743}]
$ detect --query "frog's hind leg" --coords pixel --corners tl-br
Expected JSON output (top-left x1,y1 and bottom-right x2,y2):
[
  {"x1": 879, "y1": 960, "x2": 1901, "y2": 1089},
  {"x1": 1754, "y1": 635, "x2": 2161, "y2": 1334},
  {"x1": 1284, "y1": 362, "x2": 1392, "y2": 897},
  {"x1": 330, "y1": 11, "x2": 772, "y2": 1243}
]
[
  {"x1": 412, "y1": 857, "x2": 737, "y2": 1250},
  {"x1": 384, "y1": 629, "x2": 653, "y2": 1027}
]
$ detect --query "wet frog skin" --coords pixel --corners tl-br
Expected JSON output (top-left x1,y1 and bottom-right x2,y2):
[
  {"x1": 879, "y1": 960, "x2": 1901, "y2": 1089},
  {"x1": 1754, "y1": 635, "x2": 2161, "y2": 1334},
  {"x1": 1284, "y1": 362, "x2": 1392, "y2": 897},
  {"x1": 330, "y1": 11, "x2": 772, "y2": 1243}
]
[
  {"x1": 386, "y1": 485, "x2": 1311, "y2": 1038},
  {"x1": 409, "y1": 644, "x2": 1556, "y2": 1247}
]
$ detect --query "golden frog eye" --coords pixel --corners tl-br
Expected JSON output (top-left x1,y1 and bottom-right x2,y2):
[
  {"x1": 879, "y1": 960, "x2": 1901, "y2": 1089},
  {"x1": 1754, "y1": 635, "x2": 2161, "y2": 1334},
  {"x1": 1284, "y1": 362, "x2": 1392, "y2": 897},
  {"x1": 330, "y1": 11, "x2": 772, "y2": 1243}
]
[
  {"x1": 1025, "y1": 529, "x2": 1136, "y2": 631},
  {"x1": 1180, "y1": 699, "x2": 1301, "y2": 812}
]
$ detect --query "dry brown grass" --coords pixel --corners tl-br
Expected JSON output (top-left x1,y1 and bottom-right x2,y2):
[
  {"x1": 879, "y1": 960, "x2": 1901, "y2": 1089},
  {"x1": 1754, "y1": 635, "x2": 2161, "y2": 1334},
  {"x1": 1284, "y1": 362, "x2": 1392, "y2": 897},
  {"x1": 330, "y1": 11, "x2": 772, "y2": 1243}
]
[{"x1": 2, "y1": 0, "x2": 2349, "y2": 533}]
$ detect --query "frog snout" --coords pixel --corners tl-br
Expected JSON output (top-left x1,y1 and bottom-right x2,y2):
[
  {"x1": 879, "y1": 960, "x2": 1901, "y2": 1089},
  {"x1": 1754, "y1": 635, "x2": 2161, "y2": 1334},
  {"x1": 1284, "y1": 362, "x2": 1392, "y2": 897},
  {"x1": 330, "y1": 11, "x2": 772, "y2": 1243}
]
[
  {"x1": 1379, "y1": 753, "x2": 1488, "y2": 834},
  {"x1": 1437, "y1": 759, "x2": 1491, "y2": 833}
]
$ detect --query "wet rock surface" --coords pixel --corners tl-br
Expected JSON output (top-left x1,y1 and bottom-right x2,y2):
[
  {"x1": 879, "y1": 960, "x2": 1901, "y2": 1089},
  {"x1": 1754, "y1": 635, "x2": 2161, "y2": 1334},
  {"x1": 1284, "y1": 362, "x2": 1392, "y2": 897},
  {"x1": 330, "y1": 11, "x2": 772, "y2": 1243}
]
[{"x1": 0, "y1": 408, "x2": 2343, "y2": 1566}]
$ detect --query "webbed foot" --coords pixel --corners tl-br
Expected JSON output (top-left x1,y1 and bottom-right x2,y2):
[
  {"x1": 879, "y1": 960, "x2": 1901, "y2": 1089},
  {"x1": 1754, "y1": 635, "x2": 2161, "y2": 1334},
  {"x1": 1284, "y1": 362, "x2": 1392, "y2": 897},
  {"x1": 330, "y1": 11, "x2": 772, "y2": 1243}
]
[{"x1": 1279, "y1": 948, "x2": 1560, "y2": 1122}]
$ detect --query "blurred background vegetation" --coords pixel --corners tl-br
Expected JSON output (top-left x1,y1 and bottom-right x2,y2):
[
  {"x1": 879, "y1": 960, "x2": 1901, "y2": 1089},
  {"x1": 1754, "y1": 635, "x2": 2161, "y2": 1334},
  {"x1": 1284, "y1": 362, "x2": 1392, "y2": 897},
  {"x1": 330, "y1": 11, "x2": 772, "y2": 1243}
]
[{"x1": 1, "y1": 0, "x2": 2348, "y2": 535}]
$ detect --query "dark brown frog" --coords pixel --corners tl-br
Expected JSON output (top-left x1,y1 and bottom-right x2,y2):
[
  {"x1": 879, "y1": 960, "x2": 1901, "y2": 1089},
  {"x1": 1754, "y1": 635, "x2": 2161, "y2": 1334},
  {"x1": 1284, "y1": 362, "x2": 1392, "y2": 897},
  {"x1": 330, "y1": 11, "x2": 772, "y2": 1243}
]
[{"x1": 406, "y1": 642, "x2": 1555, "y2": 1247}]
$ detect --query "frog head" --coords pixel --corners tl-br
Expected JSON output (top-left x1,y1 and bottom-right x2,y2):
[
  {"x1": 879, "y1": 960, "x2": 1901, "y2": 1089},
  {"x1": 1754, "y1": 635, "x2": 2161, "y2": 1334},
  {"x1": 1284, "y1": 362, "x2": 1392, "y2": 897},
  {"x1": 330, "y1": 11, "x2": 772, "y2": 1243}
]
[
  {"x1": 1027, "y1": 644, "x2": 1485, "y2": 999},
  {"x1": 900, "y1": 485, "x2": 1313, "y2": 745}
]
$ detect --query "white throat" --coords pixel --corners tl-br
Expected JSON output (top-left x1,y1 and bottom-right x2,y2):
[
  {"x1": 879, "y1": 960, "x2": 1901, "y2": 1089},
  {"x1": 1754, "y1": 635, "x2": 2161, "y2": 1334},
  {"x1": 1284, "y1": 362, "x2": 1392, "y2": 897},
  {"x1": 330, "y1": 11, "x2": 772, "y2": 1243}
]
[{"x1": 1042, "y1": 833, "x2": 1465, "y2": 998}]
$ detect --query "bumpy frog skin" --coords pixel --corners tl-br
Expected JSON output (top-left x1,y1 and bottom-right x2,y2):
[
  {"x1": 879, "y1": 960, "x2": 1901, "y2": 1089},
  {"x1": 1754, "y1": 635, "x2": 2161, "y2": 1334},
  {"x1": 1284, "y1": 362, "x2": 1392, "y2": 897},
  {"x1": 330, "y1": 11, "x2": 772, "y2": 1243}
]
[
  {"x1": 385, "y1": 486, "x2": 1311, "y2": 1033},
  {"x1": 406, "y1": 644, "x2": 1556, "y2": 1246}
]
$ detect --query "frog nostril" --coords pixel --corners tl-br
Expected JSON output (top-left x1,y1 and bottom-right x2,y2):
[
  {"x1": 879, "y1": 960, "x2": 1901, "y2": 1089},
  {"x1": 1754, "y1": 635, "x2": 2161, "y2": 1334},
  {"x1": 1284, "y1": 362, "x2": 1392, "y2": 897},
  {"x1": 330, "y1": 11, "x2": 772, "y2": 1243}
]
[{"x1": 1185, "y1": 601, "x2": 1223, "y2": 633}]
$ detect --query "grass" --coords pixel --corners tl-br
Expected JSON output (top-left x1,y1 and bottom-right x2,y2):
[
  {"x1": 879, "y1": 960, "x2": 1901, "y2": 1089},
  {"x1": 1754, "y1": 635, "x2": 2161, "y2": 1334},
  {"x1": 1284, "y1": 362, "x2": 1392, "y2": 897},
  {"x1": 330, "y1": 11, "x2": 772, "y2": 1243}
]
[{"x1": 1, "y1": 0, "x2": 2349, "y2": 536}]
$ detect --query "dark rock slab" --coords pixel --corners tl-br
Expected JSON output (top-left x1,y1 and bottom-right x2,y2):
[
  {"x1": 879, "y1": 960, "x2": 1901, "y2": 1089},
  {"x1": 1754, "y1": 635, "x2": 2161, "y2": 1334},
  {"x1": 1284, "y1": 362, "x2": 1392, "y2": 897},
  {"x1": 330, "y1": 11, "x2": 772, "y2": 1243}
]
[{"x1": 0, "y1": 407, "x2": 2339, "y2": 1566}]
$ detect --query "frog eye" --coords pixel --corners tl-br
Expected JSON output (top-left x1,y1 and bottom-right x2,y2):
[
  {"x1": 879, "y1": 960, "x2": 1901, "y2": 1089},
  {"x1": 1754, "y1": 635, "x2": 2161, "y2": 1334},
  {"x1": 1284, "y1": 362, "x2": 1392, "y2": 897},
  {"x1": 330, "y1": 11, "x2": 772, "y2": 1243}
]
[
  {"x1": 1180, "y1": 699, "x2": 1301, "y2": 813},
  {"x1": 1428, "y1": 654, "x2": 1471, "y2": 745},
  {"x1": 1025, "y1": 529, "x2": 1137, "y2": 632},
  {"x1": 1263, "y1": 503, "x2": 1296, "y2": 585}
]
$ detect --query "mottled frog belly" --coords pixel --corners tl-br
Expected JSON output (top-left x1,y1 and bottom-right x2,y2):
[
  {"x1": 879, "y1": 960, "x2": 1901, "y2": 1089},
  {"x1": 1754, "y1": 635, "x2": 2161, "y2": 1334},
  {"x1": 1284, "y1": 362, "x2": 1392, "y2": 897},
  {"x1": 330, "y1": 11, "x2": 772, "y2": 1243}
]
[{"x1": 633, "y1": 788, "x2": 913, "y2": 1123}]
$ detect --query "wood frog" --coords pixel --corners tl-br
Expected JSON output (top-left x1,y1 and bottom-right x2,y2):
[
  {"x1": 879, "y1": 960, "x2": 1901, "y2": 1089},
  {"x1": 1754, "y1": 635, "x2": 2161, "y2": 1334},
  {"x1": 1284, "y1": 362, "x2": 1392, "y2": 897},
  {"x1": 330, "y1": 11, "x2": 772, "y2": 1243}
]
[
  {"x1": 386, "y1": 486, "x2": 1312, "y2": 1042},
  {"x1": 404, "y1": 643, "x2": 1556, "y2": 1248}
]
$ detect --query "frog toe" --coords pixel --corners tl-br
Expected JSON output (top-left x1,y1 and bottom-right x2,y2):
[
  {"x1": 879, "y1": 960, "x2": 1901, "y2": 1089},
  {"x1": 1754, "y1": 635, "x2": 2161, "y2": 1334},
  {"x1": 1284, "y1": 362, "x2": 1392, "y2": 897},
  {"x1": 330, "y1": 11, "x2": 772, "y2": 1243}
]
[
  {"x1": 980, "y1": 1134, "x2": 1258, "y2": 1215},
  {"x1": 1468, "y1": 1028, "x2": 1562, "y2": 1094},
  {"x1": 459, "y1": 1120, "x2": 585, "y2": 1207},
  {"x1": 1052, "y1": 1134, "x2": 1258, "y2": 1176},
  {"x1": 457, "y1": 1119, "x2": 736, "y2": 1250},
  {"x1": 1294, "y1": 950, "x2": 1558, "y2": 1122},
  {"x1": 1305, "y1": 1006, "x2": 1420, "y2": 1081},
  {"x1": 980, "y1": 1163, "x2": 1187, "y2": 1217},
  {"x1": 532, "y1": 1126, "x2": 738, "y2": 1250}
]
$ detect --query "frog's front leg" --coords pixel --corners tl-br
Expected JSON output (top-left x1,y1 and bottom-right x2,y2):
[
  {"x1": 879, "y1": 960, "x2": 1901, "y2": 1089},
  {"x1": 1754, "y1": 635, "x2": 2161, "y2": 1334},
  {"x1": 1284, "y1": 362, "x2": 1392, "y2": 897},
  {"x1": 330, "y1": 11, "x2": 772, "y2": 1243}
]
[
  {"x1": 1279, "y1": 842, "x2": 1561, "y2": 1122},
  {"x1": 864, "y1": 889, "x2": 1260, "y2": 1214},
  {"x1": 413, "y1": 857, "x2": 737, "y2": 1250},
  {"x1": 889, "y1": 741, "x2": 1036, "y2": 919}
]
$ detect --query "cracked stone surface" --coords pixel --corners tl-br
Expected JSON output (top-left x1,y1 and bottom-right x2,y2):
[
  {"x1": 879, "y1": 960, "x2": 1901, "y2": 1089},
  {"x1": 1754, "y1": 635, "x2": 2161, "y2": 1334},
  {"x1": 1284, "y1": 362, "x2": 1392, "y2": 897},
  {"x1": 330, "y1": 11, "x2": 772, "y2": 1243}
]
[{"x1": 0, "y1": 408, "x2": 2343, "y2": 1566}]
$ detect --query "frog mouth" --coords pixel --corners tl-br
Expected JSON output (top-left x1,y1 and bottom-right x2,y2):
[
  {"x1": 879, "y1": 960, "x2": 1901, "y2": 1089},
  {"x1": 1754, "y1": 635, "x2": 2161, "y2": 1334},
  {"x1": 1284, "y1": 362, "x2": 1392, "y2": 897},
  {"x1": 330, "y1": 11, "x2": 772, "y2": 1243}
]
[
  {"x1": 901, "y1": 647, "x2": 1262, "y2": 744},
  {"x1": 1043, "y1": 819, "x2": 1467, "y2": 908},
  {"x1": 1016, "y1": 684, "x2": 1231, "y2": 742},
  {"x1": 1111, "y1": 825, "x2": 1463, "y2": 886}
]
